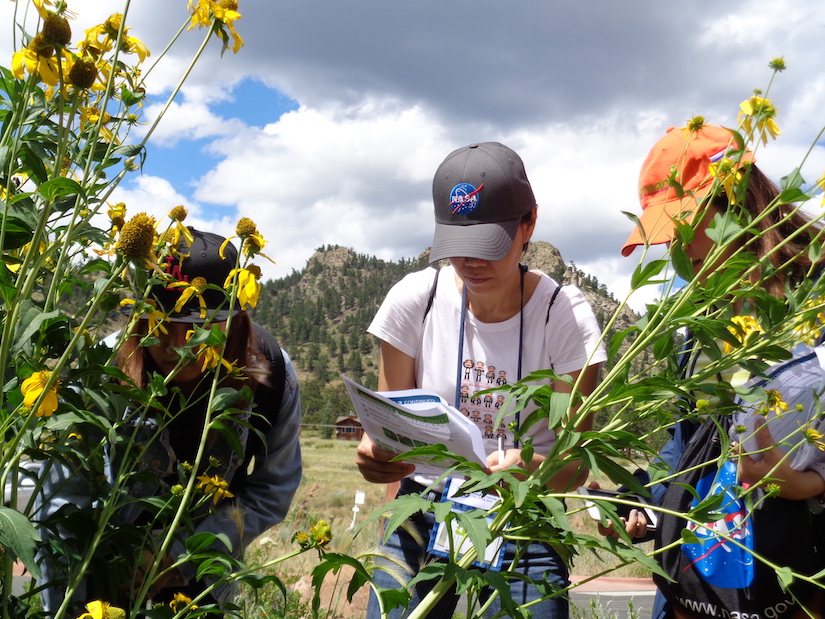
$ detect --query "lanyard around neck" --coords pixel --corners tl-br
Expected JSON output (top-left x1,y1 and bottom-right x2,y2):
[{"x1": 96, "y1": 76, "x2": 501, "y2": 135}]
[{"x1": 455, "y1": 265, "x2": 526, "y2": 444}]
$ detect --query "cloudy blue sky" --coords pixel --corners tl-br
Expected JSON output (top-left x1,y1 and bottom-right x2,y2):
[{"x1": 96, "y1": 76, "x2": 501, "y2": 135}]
[{"x1": 5, "y1": 0, "x2": 825, "y2": 310}]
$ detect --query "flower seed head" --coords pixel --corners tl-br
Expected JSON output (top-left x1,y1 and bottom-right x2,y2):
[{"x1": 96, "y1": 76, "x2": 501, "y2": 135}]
[
  {"x1": 170, "y1": 205, "x2": 188, "y2": 222},
  {"x1": 687, "y1": 116, "x2": 705, "y2": 133},
  {"x1": 28, "y1": 33, "x2": 55, "y2": 58},
  {"x1": 116, "y1": 212, "x2": 156, "y2": 258},
  {"x1": 68, "y1": 57, "x2": 97, "y2": 89},
  {"x1": 41, "y1": 12, "x2": 72, "y2": 47},
  {"x1": 219, "y1": 0, "x2": 239, "y2": 10},
  {"x1": 106, "y1": 606, "x2": 126, "y2": 619},
  {"x1": 235, "y1": 217, "x2": 258, "y2": 236},
  {"x1": 191, "y1": 276, "x2": 208, "y2": 288}
]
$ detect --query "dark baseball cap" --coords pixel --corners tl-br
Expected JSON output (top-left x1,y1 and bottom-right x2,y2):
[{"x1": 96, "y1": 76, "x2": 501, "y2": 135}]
[
  {"x1": 145, "y1": 228, "x2": 240, "y2": 323},
  {"x1": 430, "y1": 142, "x2": 536, "y2": 263}
]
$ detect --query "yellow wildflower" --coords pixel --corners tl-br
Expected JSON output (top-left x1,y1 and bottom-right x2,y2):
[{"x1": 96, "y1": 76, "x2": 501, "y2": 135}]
[
  {"x1": 220, "y1": 217, "x2": 276, "y2": 264},
  {"x1": 170, "y1": 592, "x2": 197, "y2": 613},
  {"x1": 803, "y1": 427, "x2": 825, "y2": 451},
  {"x1": 708, "y1": 157, "x2": 747, "y2": 205},
  {"x1": 723, "y1": 315, "x2": 763, "y2": 355},
  {"x1": 739, "y1": 96, "x2": 781, "y2": 146},
  {"x1": 184, "y1": 328, "x2": 234, "y2": 373},
  {"x1": 107, "y1": 202, "x2": 126, "y2": 231},
  {"x1": 12, "y1": 34, "x2": 62, "y2": 86},
  {"x1": 768, "y1": 57, "x2": 786, "y2": 72},
  {"x1": 188, "y1": 0, "x2": 244, "y2": 53},
  {"x1": 195, "y1": 344, "x2": 235, "y2": 373},
  {"x1": 163, "y1": 207, "x2": 195, "y2": 247},
  {"x1": 120, "y1": 298, "x2": 168, "y2": 335},
  {"x1": 196, "y1": 474, "x2": 235, "y2": 504},
  {"x1": 169, "y1": 277, "x2": 209, "y2": 319},
  {"x1": 30, "y1": 0, "x2": 54, "y2": 20},
  {"x1": 170, "y1": 205, "x2": 188, "y2": 222},
  {"x1": 763, "y1": 389, "x2": 789, "y2": 415},
  {"x1": 224, "y1": 265, "x2": 261, "y2": 310},
  {"x1": 80, "y1": 106, "x2": 116, "y2": 143},
  {"x1": 309, "y1": 520, "x2": 333, "y2": 547},
  {"x1": 21, "y1": 371, "x2": 59, "y2": 417},
  {"x1": 293, "y1": 531, "x2": 310, "y2": 548},
  {"x1": 794, "y1": 297, "x2": 825, "y2": 345},
  {"x1": 77, "y1": 600, "x2": 126, "y2": 619},
  {"x1": 120, "y1": 35, "x2": 150, "y2": 63}
]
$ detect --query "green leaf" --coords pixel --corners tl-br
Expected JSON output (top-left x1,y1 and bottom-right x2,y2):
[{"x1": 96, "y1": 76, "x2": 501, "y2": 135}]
[
  {"x1": 481, "y1": 570, "x2": 528, "y2": 619},
  {"x1": 451, "y1": 509, "x2": 490, "y2": 565},
  {"x1": 13, "y1": 301, "x2": 60, "y2": 353},
  {"x1": 809, "y1": 241, "x2": 822, "y2": 264},
  {"x1": 630, "y1": 259, "x2": 667, "y2": 290},
  {"x1": 209, "y1": 387, "x2": 242, "y2": 412},
  {"x1": 680, "y1": 528, "x2": 700, "y2": 544},
  {"x1": 184, "y1": 531, "x2": 232, "y2": 554},
  {"x1": 112, "y1": 144, "x2": 143, "y2": 158},
  {"x1": 652, "y1": 332, "x2": 675, "y2": 361},
  {"x1": 779, "y1": 168, "x2": 804, "y2": 191},
  {"x1": 0, "y1": 218, "x2": 37, "y2": 250},
  {"x1": 776, "y1": 566, "x2": 794, "y2": 590},
  {"x1": 37, "y1": 177, "x2": 85, "y2": 202},
  {"x1": 0, "y1": 506, "x2": 40, "y2": 577},
  {"x1": 777, "y1": 187, "x2": 810, "y2": 204},
  {"x1": 547, "y1": 390, "x2": 571, "y2": 429},
  {"x1": 381, "y1": 494, "x2": 429, "y2": 543},
  {"x1": 187, "y1": 324, "x2": 227, "y2": 348},
  {"x1": 705, "y1": 212, "x2": 743, "y2": 245},
  {"x1": 0, "y1": 261, "x2": 15, "y2": 302},
  {"x1": 310, "y1": 552, "x2": 373, "y2": 616},
  {"x1": 670, "y1": 244, "x2": 694, "y2": 282}
]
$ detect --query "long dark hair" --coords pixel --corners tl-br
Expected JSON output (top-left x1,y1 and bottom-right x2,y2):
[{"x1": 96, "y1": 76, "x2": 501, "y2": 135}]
[
  {"x1": 712, "y1": 164, "x2": 823, "y2": 297},
  {"x1": 116, "y1": 311, "x2": 270, "y2": 396}
]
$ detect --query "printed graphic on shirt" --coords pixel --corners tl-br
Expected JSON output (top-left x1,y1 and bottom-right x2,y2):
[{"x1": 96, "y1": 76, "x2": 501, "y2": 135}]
[
  {"x1": 459, "y1": 358, "x2": 510, "y2": 447},
  {"x1": 681, "y1": 461, "x2": 754, "y2": 588}
]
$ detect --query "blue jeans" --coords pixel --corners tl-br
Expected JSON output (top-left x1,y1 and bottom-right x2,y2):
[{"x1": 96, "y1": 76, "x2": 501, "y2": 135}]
[{"x1": 366, "y1": 481, "x2": 569, "y2": 619}]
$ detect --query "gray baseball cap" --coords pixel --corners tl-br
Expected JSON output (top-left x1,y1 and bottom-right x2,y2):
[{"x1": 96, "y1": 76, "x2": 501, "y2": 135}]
[{"x1": 430, "y1": 142, "x2": 536, "y2": 263}]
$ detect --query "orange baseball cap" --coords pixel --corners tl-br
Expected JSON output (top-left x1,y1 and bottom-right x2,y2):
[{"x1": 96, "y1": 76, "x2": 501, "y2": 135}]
[{"x1": 621, "y1": 124, "x2": 754, "y2": 256}]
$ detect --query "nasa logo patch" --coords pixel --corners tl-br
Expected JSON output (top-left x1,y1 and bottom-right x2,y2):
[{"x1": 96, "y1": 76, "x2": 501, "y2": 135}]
[{"x1": 449, "y1": 182, "x2": 484, "y2": 215}]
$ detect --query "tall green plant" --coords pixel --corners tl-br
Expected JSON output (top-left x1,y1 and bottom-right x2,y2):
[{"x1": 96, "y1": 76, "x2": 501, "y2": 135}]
[{"x1": 0, "y1": 2, "x2": 326, "y2": 619}]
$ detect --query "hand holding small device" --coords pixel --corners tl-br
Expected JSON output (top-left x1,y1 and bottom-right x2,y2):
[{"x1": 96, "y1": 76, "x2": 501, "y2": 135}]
[{"x1": 577, "y1": 485, "x2": 657, "y2": 536}]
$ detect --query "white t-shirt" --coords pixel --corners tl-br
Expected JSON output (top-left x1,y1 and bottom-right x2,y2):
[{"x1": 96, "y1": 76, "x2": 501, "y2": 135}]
[{"x1": 368, "y1": 265, "x2": 607, "y2": 484}]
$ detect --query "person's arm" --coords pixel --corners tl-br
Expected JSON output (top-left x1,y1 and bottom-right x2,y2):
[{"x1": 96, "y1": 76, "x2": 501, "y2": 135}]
[
  {"x1": 488, "y1": 362, "x2": 602, "y2": 492},
  {"x1": 738, "y1": 420, "x2": 825, "y2": 501},
  {"x1": 355, "y1": 341, "x2": 417, "y2": 484}
]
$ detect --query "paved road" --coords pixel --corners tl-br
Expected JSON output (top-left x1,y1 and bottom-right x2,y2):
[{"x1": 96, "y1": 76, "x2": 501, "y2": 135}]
[{"x1": 570, "y1": 577, "x2": 657, "y2": 619}]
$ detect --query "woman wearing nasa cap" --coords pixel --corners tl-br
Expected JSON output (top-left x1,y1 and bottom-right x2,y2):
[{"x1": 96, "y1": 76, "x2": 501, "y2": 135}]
[{"x1": 356, "y1": 142, "x2": 606, "y2": 618}]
